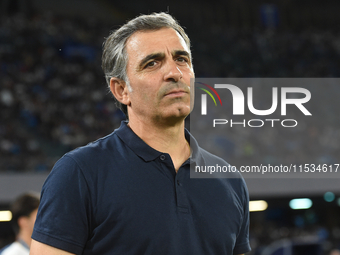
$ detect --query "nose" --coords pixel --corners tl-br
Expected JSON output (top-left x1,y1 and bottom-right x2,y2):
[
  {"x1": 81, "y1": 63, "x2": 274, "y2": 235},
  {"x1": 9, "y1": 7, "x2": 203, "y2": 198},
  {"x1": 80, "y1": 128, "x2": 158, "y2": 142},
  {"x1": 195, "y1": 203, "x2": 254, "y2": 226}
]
[{"x1": 163, "y1": 61, "x2": 183, "y2": 82}]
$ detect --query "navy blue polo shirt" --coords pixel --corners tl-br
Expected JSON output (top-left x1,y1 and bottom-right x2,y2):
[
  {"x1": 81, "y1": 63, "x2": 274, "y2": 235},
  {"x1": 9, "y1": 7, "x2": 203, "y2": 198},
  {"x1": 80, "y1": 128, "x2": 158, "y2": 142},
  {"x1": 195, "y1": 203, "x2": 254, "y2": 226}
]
[{"x1": 32, "y1": 121, "x2": 250, "y2": 255}]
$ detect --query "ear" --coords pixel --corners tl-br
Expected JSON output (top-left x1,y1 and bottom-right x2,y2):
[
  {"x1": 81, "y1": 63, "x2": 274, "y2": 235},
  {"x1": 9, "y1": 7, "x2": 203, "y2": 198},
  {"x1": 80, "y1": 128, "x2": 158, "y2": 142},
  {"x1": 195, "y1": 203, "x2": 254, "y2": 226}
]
[{"x1": 109, "y1": 78, "x2": 131, "y2": 106}]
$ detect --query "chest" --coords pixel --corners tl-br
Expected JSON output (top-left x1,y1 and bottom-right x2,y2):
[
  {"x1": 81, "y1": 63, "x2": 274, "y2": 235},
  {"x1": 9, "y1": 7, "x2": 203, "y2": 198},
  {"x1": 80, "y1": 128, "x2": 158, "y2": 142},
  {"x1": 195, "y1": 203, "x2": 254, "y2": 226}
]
[{"x1": 86, "y1": 160, "x2": 243, "y2": 254}]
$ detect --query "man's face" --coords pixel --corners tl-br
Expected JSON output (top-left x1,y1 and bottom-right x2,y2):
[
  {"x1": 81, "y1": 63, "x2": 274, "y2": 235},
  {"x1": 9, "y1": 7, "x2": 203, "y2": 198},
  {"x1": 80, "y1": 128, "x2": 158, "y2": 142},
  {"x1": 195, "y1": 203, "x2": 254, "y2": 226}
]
[{"x1": 124, "y1": 28, "x2": 194, "y2": 124}]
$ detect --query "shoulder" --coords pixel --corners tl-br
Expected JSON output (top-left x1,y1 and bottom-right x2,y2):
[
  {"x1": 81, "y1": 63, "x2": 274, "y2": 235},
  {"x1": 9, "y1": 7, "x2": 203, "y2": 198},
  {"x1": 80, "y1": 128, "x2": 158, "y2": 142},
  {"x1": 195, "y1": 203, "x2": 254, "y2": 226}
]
[
  {"x1": 53, "y1": 130, "x2": 126, "y2": 172},
  {"x1": 187, "y1": 129, "x2": 244, "y2": 182},
  {"x1": 199, "y1": 146, "x2": 245, "y2": 178},
  {"x1": 41, "y1": 131, "x2": 124, "y2": 193},
  {"x1": 67, "y1": 131, "x2": 120, "y2": 162},
  {"x1": 199, "y1": 146, "x2": 229, "y2": 165},
  {"x1": 44, "y1": 123, "x2": 140, "y2": 190}
]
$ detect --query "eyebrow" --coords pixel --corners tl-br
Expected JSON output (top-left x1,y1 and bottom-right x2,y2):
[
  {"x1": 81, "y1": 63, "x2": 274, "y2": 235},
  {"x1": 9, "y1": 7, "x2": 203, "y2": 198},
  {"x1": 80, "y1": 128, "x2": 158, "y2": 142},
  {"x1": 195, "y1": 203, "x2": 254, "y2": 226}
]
[
  {"x1": 138, "y1": 50, "x2": 191, "y2": 69},
  {"x1": 138, "y1": 53, "x2": 165, "y2": 69},
  {"x1": 173, "y1": 50, "x2": 191, "y2": 60}
]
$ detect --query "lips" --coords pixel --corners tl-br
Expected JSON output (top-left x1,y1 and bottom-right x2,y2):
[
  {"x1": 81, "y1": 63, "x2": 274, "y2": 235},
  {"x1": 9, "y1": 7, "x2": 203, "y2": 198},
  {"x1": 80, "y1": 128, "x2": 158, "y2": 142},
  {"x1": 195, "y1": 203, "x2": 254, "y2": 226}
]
[
  {"x1": 165, "y1": 90, "x2": 188, "y2": 97},
  {"x1": 160, "y1": 81, "x2": 191, "y2": 98}
]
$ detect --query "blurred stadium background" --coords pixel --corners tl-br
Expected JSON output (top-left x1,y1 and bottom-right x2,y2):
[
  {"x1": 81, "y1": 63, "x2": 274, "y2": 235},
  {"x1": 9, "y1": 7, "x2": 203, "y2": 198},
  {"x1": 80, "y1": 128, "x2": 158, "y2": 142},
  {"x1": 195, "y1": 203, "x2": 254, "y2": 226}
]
[{"x1": 0, "y1": 0, "x2": 340, "y2": 254}]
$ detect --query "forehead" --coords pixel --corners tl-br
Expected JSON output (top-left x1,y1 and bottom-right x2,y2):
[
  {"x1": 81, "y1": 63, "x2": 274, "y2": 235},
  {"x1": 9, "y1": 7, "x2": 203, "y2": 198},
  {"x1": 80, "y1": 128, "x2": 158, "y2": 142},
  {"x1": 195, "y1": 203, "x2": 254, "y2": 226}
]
[{"x1": 125, "y1": 28, "x2": 190, "y2": 60}]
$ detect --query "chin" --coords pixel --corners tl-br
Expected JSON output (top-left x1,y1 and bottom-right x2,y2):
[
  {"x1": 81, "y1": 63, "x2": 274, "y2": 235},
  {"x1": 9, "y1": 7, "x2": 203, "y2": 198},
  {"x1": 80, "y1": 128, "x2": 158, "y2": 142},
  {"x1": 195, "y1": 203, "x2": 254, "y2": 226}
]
[
  {"x1": 164, "y1": 108, "x2": 190, "y2": 121},
  {"x1": 157, "y1": 102, "x2": 190, "y2": 121}
]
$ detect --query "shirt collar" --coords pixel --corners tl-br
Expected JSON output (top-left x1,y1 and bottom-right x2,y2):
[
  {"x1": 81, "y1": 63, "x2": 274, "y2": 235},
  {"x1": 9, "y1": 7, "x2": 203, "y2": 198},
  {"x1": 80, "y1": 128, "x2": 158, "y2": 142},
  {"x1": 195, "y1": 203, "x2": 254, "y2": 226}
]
[
  {"x1": 115, "y1": 121, "x2": 204, "y2": 165},
  {"x1": 115, "y1": 121, "x2": 161, "y2": 161}
]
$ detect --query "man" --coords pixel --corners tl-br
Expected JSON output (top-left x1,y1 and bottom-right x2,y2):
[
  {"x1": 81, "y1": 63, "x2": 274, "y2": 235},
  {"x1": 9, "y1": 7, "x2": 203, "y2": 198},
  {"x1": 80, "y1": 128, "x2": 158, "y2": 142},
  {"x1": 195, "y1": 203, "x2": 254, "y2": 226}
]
[
  {"x1": 30, "y1": 12, "x2": 250, "y2": 255},
  {"x1": 0, "y1": 193, "x2": 39, "y2": 255}
]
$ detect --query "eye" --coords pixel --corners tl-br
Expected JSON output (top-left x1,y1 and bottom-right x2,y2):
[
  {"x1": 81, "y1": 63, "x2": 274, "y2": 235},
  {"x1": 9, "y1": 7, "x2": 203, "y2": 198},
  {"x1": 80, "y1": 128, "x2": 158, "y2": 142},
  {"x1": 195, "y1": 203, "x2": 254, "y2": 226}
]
[
  {"x1": 176, "y1": 57, "x2": 189, "y2": 63},
  {"x1": 145, "y1": 61, "x2": 157, "y2": 68}
]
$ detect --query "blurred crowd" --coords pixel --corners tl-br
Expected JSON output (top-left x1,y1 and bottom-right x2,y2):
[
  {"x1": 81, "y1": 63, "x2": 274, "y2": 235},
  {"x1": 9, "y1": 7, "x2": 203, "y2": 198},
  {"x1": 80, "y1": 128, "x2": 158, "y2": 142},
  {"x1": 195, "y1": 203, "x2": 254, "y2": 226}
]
[
  {"x1": 249, "y1": 223, "x2": 340, "y2": 255},
  {"x1": 0, "y1": 11, "x2": 340, "y2": 172},
  {"x1": 0, "y1": 12, "x2": 125, "y2": 171}
]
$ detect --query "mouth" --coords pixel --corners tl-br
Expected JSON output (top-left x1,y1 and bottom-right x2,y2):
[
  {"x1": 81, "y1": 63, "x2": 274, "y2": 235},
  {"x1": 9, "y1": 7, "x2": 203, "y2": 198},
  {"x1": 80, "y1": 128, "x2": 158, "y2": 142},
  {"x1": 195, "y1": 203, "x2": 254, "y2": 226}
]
[{"x1": 164, "y1": 90, "x2": 188, "y2": 97}]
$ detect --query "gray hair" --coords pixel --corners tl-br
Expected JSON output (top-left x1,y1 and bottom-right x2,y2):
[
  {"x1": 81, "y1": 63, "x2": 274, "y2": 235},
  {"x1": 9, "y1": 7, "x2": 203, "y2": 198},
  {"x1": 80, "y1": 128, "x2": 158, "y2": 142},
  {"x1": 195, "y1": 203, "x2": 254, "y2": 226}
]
[{"x1": 102, "y1": 12, "x2": 191, "y2": 118}]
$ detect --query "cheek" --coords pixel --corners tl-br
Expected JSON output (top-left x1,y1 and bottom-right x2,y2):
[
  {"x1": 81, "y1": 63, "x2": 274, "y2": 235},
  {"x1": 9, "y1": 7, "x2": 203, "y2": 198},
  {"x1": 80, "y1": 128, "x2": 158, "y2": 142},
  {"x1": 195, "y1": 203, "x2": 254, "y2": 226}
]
[
  {"x1": 135, "y1": 89, "x2": 150, "y2": 102},
  {"x1": 142, "y1": 92, "x2": 150, "y2": 101},
  {"x1": 190, "y1": 89, "x2": 195, "y2": 110},
  {"x1": 130, "y1": 87, "x2": 153, "y2": 106},
  {"x1": 132, "y1": 82, "x2": 159, "y2": 103}
]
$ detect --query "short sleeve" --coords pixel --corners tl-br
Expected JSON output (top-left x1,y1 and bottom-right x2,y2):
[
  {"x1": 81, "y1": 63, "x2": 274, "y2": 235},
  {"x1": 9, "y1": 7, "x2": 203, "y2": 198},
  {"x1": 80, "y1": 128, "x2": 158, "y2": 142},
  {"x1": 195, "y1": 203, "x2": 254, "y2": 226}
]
[
  {"x1": 32, "y1": 155, "x2": 92, "y2": 255},
  {"x1": 233, "y1": 179, "x2": 251, "y2": 254}
]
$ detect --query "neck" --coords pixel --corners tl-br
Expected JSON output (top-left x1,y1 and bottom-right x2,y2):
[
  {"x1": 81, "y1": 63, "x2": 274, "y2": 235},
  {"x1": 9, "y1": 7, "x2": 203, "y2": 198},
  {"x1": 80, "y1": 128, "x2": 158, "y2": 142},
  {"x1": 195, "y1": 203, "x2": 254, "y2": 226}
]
[
  {"x1": 128, "y1": 116, "x2": 190, "y2": 172},
  {"x1": 17, "y1": 231, "x2": 30, "y2": 249}
]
